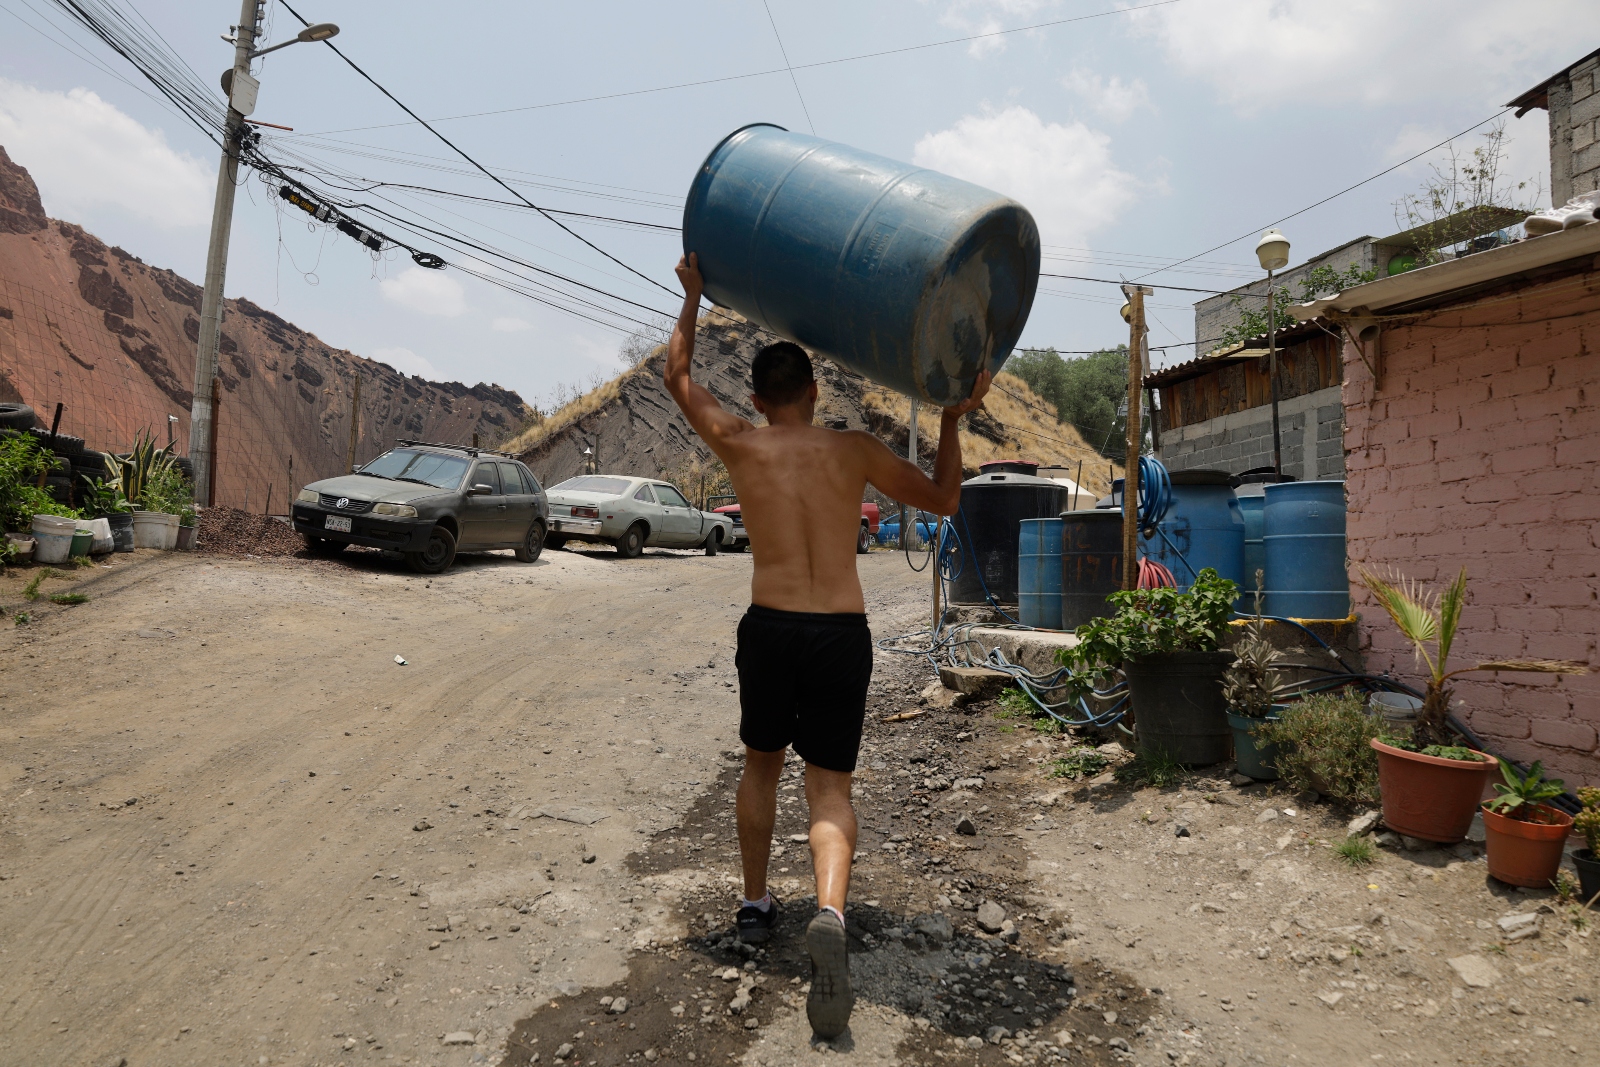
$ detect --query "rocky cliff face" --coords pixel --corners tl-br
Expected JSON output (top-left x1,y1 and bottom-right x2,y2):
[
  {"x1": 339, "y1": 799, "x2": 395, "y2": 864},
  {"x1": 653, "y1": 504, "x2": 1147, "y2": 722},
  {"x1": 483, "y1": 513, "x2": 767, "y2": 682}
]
[{"x1": 0, "y1": 145, "x2": 527, "y2": 509}]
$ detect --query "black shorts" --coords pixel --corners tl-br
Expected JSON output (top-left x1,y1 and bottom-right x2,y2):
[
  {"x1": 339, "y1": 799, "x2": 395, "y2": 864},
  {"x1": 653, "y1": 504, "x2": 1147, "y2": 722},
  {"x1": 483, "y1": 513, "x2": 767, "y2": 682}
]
[{"x1": 735, "y1": 604, "x2": 873, "y2": 773}]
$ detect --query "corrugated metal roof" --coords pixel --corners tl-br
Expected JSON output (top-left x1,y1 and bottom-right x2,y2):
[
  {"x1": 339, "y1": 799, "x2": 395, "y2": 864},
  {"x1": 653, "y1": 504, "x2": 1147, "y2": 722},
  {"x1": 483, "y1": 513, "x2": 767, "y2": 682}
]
[{"x1": 1143, "y1": 318, "x2": 1327, "y2": 388}]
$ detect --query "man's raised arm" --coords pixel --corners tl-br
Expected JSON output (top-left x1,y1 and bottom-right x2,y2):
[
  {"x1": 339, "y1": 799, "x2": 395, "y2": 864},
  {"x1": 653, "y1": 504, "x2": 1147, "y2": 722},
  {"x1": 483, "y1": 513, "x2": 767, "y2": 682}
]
[
  {"x1": 664, "y1": 254, "x2": 750, "y2": 445},
  {"x1": 861, "y1": 370, "x2": 991, "y2": 516}
]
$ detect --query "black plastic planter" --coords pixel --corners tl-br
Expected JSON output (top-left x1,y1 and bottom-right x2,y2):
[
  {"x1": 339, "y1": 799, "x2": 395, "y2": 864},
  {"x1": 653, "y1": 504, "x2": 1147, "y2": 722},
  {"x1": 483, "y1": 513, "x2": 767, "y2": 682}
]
[
  {"x1": 106, "y1": 511, "x2": 134, "y2": 553},
  {"x1": 1576, "y1": 849, "x2": 1600, "y2": 905},
  {"x1": 1125, "y1": 650, "x2": 1233, "y2": 766}
]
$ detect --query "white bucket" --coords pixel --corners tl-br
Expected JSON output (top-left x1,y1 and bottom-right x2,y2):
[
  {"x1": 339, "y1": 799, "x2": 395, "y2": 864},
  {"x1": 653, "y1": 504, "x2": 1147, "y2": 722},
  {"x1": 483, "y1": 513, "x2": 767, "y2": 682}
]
[
  {"x1": 6, "y1": 533, "x2": 34, "y2": 561},
  {"x1": 1369, "y1": 691, "x2": 1422, "y2": 729},
  {"x1": 132, "y1": 511, "x2": 179, "y2": 550},
  {"x1": 87, "y1": 517, "x2": 114, "y2": 555},
  {"x1": 31, "y1": 514, "x2": 75, "y2": 563}
]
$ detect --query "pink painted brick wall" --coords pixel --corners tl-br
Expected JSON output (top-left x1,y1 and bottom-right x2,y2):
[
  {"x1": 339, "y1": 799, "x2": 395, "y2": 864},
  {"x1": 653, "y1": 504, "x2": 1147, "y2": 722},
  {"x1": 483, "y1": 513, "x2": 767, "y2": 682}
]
[{"x1": 1343, "y1": 269, "x2": 1600, "y2": 786}]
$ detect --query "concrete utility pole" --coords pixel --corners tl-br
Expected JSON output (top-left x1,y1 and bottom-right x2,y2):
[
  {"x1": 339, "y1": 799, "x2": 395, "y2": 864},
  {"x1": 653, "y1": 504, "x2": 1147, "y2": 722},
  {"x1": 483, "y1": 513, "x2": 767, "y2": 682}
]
[
  {"x1": 1120, "y1": 284, "x2": 1150, "y2": 591},
  {"x1": 345, "y1": 373, "x2": 361, "y2": 473},
  {"x1": 189, "y1": 0, "x2": 265, "y2": 509}
]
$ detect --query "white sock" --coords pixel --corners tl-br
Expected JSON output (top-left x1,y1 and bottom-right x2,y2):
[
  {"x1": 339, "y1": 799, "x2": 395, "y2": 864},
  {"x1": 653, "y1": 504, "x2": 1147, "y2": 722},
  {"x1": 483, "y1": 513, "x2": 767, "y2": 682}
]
[
  {"x1": 819, "y1": 904, "x2": 844, "y2": 926},
  {"x1": 741, "y1": 893, "x2": 772, "y2": 913}
]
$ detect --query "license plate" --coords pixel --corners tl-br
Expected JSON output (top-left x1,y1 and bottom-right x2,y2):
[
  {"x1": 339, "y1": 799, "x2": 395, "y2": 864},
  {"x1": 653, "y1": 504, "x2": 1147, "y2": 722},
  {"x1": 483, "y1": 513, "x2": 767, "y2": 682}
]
[
  {"x1": 733, "y1": 527, "x2": 746, "y2": 538},
  {"x1": 324, "y1": 515, "x2": 352, "y2": 533}
]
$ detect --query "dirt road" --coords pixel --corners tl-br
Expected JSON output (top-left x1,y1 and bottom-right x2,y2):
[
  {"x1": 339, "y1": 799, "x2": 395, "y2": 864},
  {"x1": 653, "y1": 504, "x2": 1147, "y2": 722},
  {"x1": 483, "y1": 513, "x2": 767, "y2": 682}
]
[
  {"x1": 0, "y1": 543, "x2": 842, "y2": 1066},
  {"x1": 3, "y1": 544, "x2": 1596, "y2": 1067}
]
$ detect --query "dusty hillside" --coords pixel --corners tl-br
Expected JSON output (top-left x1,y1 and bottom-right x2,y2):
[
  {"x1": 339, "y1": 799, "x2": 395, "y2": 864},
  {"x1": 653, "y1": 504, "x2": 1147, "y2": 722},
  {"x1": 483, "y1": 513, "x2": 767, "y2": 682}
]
[
  {"x1": 0, "y1": 145, "x2": 527, "y2": 510},
  {"x1": 509, "y1": 310, "x2": 1117, "y2": 497}
]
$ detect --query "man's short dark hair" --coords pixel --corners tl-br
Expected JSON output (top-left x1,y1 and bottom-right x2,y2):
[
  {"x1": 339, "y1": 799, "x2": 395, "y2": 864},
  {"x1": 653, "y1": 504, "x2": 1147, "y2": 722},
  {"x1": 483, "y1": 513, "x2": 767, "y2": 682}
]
[{"x1": 751, "y1": 341, "x2": 814, "y2": 406}]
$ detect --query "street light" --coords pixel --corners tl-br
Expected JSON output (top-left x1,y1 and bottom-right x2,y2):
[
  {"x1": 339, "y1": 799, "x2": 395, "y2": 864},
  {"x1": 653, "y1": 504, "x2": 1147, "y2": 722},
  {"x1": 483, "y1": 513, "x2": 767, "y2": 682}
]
[
  {"x1": 249, "y1": 22, "x2": 339, "y2": 59},
  {"x1": 1255, "y1": 229, "x2": 1291, "y2": 479}
]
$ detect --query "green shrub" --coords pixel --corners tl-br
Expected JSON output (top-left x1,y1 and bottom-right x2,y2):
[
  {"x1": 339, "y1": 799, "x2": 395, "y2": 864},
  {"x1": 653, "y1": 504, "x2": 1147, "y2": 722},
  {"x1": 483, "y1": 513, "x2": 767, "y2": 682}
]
[
  {"x1": 1060, "y1": 569, "x2": 1239, "y2": 682},
  {"x1": 1051, "y1": 747, "x2": 1109, "y2": 780},
  {"x1": 1257, "y1": 692, "x2": 1383, "y2": 804},
  {"x1": 1115, "y1": 747, "x2": 1185, "y2": 788},
  {"x1": 0, "y1": 433, "x2": 79, "y2": 531},
  {"x1": 139, "y1": 462, "x2": 193, "y2": 515},
  {"x1": 1334, "y1": 835, "x2": 1377, "y2": 868}
]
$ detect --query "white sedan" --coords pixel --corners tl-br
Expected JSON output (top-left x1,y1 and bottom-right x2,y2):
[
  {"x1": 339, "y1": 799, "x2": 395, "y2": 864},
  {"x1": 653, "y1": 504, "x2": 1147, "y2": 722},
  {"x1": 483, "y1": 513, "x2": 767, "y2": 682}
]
[{"x1": 544, "y1": 475, "x2": 735, "y2": 558}]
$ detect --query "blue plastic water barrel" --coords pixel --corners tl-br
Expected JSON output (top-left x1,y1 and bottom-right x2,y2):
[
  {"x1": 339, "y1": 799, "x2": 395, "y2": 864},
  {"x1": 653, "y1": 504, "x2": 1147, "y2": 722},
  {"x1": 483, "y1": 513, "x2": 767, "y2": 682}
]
[
  {"x1": 1263, "y1": 481, "x2": 1349, "y2": 619},
  {"x1": 1237, "y1": 492, "x2": 1266, "y2": 596},
  {"x1": 683, "y1": 124, "x2": 1040, "y2": 406},
  {"x1": 1018, "y1": 518, "x2": 1065, "y2": 629},
  {"x1": 1140, "y1": 470, "x2": 1244, "y2": 593}
]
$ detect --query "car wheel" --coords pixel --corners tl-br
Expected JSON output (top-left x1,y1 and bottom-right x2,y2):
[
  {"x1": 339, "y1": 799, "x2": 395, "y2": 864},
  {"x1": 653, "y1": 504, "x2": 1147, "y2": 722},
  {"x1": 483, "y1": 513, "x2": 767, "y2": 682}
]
[
  {"x1": 857, "y1": 524, "x2": 872, "y2": 554},
  {"x1": 615, "y1": 522, "x2": 646, "y2": 559},
  {"x1": 405, "y1": 525, "x2": 458, "y2": 573},
  {"x1": 303, "y1": 535, "x2": 347, "y2": 557},
  {"x1": 516, "y1": 520, "x2": 546, "y2": 563},
  {"x1": 704, "y1": 527, "x2": 721, "y2": 556}
]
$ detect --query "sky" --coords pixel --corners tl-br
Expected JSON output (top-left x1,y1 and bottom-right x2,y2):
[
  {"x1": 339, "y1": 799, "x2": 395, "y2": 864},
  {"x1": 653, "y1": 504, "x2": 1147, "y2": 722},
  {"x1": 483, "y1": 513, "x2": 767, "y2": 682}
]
[{"x1": 0, "y1": 0, "x2": 1581, "y2": 409}]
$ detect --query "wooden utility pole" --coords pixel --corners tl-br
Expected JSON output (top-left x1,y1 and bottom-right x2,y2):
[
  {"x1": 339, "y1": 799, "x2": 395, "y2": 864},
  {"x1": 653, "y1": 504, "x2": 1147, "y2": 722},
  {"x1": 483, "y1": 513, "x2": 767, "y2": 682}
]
[
  {"x1": 1120, "y1": 285, "x2": 1150, "y2": 590},
  {"x1": 346, "y1": 373, "x2": 361, "y2": 473}
]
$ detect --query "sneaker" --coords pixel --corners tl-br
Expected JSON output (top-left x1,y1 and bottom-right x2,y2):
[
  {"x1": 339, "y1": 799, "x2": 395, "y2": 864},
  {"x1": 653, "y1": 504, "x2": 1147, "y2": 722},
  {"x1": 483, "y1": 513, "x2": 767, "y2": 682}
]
[
  {"x1": 1525, "y1": 191, "x2": 1600, "y2": 235},
  {"x1": 736, "y1": 894, "x2": 779, "y2": 944},
  {"x1": 805, "y1": 909, "x2": 854, "y2": 1039}
]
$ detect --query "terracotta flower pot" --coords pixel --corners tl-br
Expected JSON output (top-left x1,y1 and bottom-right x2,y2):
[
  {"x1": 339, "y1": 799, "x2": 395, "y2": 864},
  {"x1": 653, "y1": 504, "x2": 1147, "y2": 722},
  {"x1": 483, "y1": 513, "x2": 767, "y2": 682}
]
[
  {"x1": 1370, "y1": 739, "x2": 1497, "y2": 844},
  {"x1": 1481, "y1": 803, "x2": 1575, "y2": 888}
]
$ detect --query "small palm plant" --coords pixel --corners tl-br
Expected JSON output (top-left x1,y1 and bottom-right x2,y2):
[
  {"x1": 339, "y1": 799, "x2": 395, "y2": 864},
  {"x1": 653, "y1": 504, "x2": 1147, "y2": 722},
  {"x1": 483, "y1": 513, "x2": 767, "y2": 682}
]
[{"x1": 1357, "y1": 566, "x2": 1588, "y2": 747}]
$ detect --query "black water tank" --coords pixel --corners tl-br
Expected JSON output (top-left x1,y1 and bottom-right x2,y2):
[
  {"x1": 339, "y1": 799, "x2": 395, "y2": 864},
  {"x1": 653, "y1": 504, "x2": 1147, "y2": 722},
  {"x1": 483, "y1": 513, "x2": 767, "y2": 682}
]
[
  {"x1": 949, "y1": 471, "x2": 1067, "y2": 605},
  {"x1": 1061, "y1": 509, "x2": 1123, "y2": 629}
]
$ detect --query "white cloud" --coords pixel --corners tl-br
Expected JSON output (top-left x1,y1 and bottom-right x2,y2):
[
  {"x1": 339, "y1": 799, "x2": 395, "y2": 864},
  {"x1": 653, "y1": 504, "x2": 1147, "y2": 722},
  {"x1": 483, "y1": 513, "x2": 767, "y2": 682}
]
[
  {"x1": 1132, "y1": 0, "x2": 1593, "y2": 112},
  {"x1": 379, "y1": 268, "x2": 466, "y2": 317},
  {"x1": 370, "y1": 346, "x2": 437, "y2": 379},
  {"x1": 0, "y1": 77, "x2": 211, "y2": 227},
  {"x1": 1062, "y1": 69, "x2": 1149, "y2": 122},
  {"x1": 491, "y1": 316, "x2": 532, "y2": 333},
  {"x1": 936, "y1": 0, "x2": 1059, "y2": 58},
  {"x1": 912, "y1": 106, "x2": 1140, "y2": 245}
]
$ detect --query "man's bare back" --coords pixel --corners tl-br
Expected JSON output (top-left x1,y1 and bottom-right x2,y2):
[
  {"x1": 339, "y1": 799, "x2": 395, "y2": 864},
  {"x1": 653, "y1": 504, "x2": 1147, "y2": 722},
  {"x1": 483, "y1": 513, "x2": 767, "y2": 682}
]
[{"x1": 664, "y1": 254, "x2": 989, "y2": 612}]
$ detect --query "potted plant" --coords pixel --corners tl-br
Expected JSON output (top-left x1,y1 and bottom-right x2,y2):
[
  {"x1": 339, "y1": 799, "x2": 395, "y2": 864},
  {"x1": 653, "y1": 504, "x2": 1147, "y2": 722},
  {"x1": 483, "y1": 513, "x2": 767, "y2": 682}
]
[
  {"x1": 1573, "y1": 788, "x2": 1600, "y2": 904},
  {"x1": 176, "y1": 508, "x2": 198, "y2": 551},
  {"x1": 1062, "y1": 568, "x2": 1238, "y2": 766},
  {"x1": 1481, "y1": 761, "x2": 1575, "y2": 887},
  {"x1": 1359, "y1": 566, "x2": 1587, "y2": 843},
  {"x1": 1222, "y1": 571, "x2": 1286, "y2": 780}
]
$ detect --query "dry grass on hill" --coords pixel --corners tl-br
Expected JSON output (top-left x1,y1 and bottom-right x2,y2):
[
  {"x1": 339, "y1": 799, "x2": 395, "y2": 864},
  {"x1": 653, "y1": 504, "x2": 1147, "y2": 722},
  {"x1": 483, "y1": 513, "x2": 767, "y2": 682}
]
[
  {"x1": 498, "y1": 358, "x2": 657, "y2": 455},
  {"x1": 863, "y1": 373, "x2": 1118, "y2": 495}
]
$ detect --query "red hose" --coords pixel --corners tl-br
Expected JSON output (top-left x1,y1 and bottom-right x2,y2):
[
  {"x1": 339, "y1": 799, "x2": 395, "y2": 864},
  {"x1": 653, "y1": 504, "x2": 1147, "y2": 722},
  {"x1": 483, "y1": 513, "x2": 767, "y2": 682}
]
[{"x1": 1137, "y1": 557, "x2": 1176, "y2": 589}]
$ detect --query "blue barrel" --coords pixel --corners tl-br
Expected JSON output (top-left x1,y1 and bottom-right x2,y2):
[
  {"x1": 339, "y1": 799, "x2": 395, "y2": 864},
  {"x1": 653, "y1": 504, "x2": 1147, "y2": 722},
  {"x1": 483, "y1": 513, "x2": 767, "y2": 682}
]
[
  {"x1": 1237, "y1": 492, "x2": 1266, "y2": 597},
  {"x1": 683, "y1": 124, "x2": 1040, "y2": 406},
  {"x1": 1263, "y1": 481, "x2": 1349, "y2": 619},
  {"x1": 1139, "y1": 469, "x2": 1244, "y2": 593},
  {"x1": 1018, "y1": 518, "x2": 1065, "y2": 629}
]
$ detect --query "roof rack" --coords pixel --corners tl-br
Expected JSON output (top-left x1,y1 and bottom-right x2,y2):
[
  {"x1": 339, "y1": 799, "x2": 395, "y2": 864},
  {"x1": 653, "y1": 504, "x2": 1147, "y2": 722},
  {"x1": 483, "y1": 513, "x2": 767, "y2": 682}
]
[{"x1": 395, "y1": 439, "x2": 516, "y2": 459}]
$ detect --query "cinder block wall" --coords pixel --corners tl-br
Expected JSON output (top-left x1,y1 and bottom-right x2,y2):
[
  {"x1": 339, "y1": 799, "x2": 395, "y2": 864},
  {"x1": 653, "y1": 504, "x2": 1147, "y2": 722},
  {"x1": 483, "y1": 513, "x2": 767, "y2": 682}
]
[
  {"x1": 1159, "y1": 386, "x2": 1344, "y2": 481},
  {"x1": 1548, "y1": 53, "x2": 1600, "y2": 204},
  {"x1": 1342, "y1": 273, "x2": 1600, "y2": 785}
]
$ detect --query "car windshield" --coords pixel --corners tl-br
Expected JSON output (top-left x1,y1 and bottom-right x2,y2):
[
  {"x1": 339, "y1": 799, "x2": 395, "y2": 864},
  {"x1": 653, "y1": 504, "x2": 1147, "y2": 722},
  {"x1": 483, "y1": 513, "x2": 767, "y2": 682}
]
[
  {"x1": 550, "y1": 476, "x2": 631, "y2": 496},
  {"x1": 359, "y1": 449, "x2": 470, "y2": 490}
]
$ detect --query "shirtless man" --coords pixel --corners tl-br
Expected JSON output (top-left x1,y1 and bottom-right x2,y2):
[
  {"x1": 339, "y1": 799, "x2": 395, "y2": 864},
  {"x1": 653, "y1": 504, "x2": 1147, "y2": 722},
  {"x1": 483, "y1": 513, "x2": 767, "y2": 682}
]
[{"x1": 664, "y1": 253, "x2": 989, "y2": 1039}]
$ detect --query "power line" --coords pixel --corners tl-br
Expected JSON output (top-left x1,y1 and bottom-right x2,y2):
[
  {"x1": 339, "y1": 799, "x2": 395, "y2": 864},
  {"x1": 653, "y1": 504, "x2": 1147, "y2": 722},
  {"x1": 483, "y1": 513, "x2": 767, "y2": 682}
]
[
  {"x1": 277, "y1": 0, "x2": 677, "y2": 298},
  {"x1": 1134, "y1": 108, "x2": 1514, "y2": 283},
  {"x1": 762, "y1": 0, "x2": 815, "y2": 135},
  {"x1": 302, "y1": 0, "x2": 1189, "y2": 137},
  {"x1": 1040, "y1": 272, "x2": 1227, "y2": 295}
]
